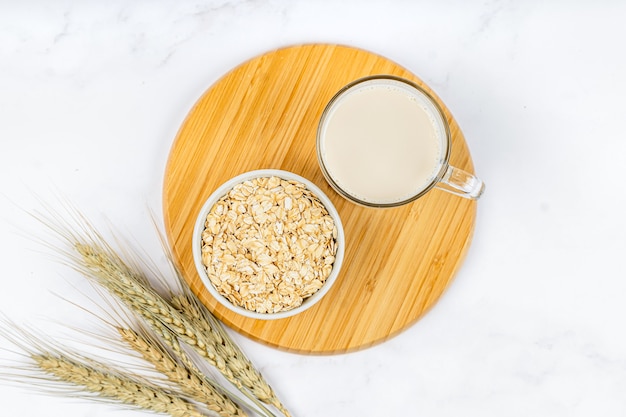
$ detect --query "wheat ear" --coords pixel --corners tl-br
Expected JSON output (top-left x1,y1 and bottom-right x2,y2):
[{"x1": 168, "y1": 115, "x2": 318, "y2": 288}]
[
  {"x1": 73, "y1": 240, "x2": 290, "y2": 416},
  {"x1": 0, "y1": 318, "x2": 208, "y2": 417},
  {"x1": 171, "y1": 293, "x2": 291, "y2": 417},
  {"x1": 169, "y1": 295, "x2": 279, "y2": 417},
  {"x1": 119, "y1": 326, "x2": 246, "y2": 417},
  {"x1": 33, "y1": 353, "x2": 209, "y2": 417}
]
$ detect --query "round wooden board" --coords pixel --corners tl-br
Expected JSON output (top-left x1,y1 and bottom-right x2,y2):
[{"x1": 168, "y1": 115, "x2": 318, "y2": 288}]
[{"x1": 163, "y1": 44, "x2": 477, "y2": 354}]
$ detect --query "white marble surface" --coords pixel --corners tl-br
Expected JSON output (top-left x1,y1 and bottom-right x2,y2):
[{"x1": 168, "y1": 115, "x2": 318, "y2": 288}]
[{"x1": 1, "y1": 1, "x2": 626, "y2": 416}]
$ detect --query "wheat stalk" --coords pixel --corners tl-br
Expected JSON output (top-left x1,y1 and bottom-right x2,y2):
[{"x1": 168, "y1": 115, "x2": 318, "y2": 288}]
[
  {"x1": 0, "y1": 320, "x2": 210, "y2": 417},
  {"x1": 168, "y1": 295, "x2": 280, "y2": 417},
  {"x1": 34, "y1": 353, "x2": 209, "y2": 417},
  {"x1": 169, "y1": 282, "x2": 290, "y2": 417},
  {"x1": 71, "y1": 237, "x2": 290, "y2": 417},
  {"x1": 27, "y1": 205, "x2": 291, "y2": 417},
  {"x1": 118, "y1": 325, "x2": 246, "y2": 417}
]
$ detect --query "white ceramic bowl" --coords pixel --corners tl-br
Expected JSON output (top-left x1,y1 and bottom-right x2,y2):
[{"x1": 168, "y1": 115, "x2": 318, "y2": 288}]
[{"x1": 192, "y1": 169, "x2": 345, "y2": 320}]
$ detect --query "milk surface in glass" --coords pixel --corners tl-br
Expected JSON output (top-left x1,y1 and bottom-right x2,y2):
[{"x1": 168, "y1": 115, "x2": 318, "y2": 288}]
[{"x1": 319, "y1": 79, "x2": 447, "y2": 205}]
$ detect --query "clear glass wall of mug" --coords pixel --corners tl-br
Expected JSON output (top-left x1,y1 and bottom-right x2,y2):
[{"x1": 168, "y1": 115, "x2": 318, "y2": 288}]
[{"x1": 316, "y1": 75, "x2": 484, "y2": 208}]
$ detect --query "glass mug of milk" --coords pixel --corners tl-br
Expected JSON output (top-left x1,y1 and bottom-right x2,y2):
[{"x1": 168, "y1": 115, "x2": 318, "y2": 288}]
[{"x1": 316, "y1": 75, "x2": 485, "y2": 207}]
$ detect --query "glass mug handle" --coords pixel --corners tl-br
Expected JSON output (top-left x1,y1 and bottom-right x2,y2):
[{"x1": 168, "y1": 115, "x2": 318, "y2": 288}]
[{"x1": 434, "y1": 165, "x2": 485, "y2": 200}]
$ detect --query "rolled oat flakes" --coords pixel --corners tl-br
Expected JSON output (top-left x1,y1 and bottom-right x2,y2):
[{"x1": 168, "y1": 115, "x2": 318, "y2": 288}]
[{"x1": 201, "y1": 176, "x2": 338, "y2": 314}]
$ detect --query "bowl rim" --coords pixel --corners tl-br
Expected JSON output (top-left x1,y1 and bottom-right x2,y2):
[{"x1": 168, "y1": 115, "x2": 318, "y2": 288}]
[{"x1": 191, "y1": 169, "x2": 345, "y2": 320}]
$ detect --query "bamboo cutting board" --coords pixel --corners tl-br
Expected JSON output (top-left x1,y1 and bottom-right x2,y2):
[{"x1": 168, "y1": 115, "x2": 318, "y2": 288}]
[{"x1": 163, "y1": 44, "x2": 477, "y2": 354}]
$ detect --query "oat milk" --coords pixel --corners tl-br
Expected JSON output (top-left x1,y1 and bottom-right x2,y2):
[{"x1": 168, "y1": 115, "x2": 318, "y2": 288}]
[{"x1": 318, "y1": 79, "x2": 447, "y2": 205}]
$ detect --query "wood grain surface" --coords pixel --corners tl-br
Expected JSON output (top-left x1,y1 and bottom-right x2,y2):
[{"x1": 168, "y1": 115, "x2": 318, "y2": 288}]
[{"x1": 163, "y1": 44, "x2": 477, "y2": 354}]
